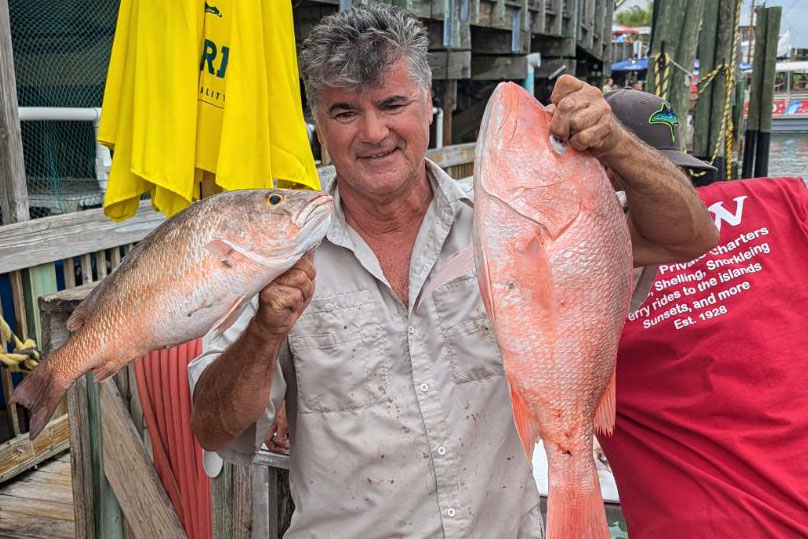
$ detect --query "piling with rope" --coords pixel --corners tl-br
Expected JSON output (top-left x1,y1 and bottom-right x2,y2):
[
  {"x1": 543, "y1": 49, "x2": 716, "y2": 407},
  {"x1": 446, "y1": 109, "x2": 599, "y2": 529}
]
[
  {"x1": 646, "y1": 0, "x2": 707, "y2": 145},
  {"x1": 691, "y1": 0, "x2": 743, "y2": 182}
]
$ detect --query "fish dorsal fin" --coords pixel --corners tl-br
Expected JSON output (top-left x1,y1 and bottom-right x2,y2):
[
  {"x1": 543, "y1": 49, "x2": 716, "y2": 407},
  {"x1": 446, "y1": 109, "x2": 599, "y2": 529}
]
[
  {"x1": 205, "y1": 239, "x2": 282, "y2": 270},
  {"x1": 210, "y1": 295, "x2": 249, "y2": 340},
  {"x1": 66, "y1": 299, "x2": 92, "y2": 332},
  {"x1": 416, "y1": 244, "x2": 474, "y2": 310},
  {"x1": 66, "y1": 277, "x2": 110, "y2": 331}
]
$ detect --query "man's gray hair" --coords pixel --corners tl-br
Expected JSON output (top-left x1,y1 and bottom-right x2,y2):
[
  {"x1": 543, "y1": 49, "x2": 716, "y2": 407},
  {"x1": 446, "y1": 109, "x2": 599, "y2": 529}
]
[{"x1": 300, "y1": 4, "x2": 431, "y2": 115}]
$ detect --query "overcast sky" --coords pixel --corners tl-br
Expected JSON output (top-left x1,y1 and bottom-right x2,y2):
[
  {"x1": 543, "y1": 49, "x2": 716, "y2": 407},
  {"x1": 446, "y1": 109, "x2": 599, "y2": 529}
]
[{"x1": 742, "y1": 1, "x2": 808, "y2": 48}]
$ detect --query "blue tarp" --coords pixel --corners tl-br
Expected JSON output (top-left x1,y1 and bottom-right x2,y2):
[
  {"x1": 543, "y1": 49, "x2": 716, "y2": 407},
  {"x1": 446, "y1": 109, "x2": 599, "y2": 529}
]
[
  {"x1": 612, "y1": 57, "x2": 753, "y2": 74},
  {"x1": 611, "y1": 58, "x2": 649, "y2": 72}
]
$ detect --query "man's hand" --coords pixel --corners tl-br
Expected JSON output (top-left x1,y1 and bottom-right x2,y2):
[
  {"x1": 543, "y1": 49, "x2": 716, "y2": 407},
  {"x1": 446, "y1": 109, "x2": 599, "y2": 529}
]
[
  {"x1": 265, "y1": 401, "x2": 291, "y2": 455},
  {"x1": 251, "y1": 251, "x2": 316, "y2": 339},
  {"x1": 549, "y1": 74, "x2": 626, "y2": 158}
]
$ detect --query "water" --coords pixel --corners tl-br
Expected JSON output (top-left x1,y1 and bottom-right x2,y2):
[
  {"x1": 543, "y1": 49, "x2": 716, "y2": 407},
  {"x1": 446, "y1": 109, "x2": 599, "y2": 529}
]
[{"x1": 763, "y1": 133, "x2": 808, "y2": 178}]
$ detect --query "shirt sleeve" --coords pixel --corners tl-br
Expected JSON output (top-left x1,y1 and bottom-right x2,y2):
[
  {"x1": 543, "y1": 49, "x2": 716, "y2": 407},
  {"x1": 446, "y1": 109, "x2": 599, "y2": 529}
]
[
  {"x1": 187, "y1": 296, "x2": 288, "y2": 465},
  {"x1": 616, "y1": 190, "x2": 658, "y2": 311}
]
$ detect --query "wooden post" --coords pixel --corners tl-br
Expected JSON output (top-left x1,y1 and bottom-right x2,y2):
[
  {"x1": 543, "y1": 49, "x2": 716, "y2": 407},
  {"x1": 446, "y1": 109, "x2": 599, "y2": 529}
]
[
  {"x1": 645, "y1": 0, "x2": 706, "y2": 148},
  {"x1": 442, "y1": 79, "x2": 456, "y2": 147},
  {"x1": 754, "y1": 6, "x2": 781, "y2": 178},
  {"x1": 742, "y1": 6, "x2": 767, "y2": 178},
  {"x1": 0, "y1": 0, "x2": 29, "y2": 225},
  {"x1": 693, "y1": 0, "x2": 719, "y2": 159}
]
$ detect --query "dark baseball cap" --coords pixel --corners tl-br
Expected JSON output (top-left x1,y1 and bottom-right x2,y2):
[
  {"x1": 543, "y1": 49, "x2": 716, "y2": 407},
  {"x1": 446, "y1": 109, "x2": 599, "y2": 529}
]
[{"x1": 604, "y1": 89, "x2": 716, "y2": 172}]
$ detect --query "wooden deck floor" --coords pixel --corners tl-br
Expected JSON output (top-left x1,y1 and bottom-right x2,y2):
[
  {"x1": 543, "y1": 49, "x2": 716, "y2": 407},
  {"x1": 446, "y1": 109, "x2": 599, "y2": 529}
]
[{"x1": 0, "y1": 451, "x2": 74, "y2": 539}]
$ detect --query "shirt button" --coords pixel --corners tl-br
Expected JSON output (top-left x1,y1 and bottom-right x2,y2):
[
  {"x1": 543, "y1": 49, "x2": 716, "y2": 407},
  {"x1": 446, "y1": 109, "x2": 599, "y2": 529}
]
[
  {"x1": 419, "y1": 383, "x2": 429, "y2": 392},
  {"x1": 447, "y1": 508, "x2": 456, "y2": 518},
  {"x1": 408, "y1": 325, "x2": 415, "y2": 334},
  {"x1": 437, "y1": 446, "x2": 447, "y2": 456}
]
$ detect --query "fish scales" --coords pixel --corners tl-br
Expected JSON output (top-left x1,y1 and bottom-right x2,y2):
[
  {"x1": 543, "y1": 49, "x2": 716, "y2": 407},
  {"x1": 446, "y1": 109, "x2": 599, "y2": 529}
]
[
  {"x1": 12, "y1": 189, "x2": 333, "y2": 439},
  {"x1": 474, "y1": 82, "x2": 632, "y2": 538}
]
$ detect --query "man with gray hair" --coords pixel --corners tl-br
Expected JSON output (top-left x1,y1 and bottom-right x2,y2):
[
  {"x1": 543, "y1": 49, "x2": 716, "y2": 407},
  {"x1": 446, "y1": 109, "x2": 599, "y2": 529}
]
[{"x1": 191, "y1": 5, "x2": 717, "y2": 537}]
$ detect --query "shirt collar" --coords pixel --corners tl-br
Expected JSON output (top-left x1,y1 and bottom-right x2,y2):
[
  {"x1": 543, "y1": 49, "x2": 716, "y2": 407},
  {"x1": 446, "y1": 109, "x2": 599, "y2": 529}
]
[{"x1": 324, "y1": 158, "x2": 471, "y2": 247}]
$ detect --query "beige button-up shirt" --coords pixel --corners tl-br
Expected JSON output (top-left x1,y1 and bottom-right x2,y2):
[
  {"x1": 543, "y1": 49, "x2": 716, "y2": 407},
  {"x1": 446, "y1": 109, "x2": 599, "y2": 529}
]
[{"x1": 190, "y1": 160, "x2": 545, "y2": 538}]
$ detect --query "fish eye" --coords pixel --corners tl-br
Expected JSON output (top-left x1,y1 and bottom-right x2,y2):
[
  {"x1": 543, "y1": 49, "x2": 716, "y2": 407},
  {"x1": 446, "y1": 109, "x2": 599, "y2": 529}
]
[
  {"x1": 549, "y1": 134, "x2": 567, "y2": 155},
  {"x1": 266, "y1": 194, "x2": 284, "y2": 206}
]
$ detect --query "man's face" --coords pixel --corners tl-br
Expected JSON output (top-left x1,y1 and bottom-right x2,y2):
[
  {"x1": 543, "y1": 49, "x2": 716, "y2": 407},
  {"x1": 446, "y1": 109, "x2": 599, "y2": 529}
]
[{"x1": 314, "y1": 59, "x2": 433, "y2": 201}]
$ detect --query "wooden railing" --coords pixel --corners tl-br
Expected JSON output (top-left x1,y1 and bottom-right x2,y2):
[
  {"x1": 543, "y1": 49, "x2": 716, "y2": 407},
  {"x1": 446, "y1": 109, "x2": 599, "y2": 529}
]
[
  {"x1": 0, "y1": 199, "x2": 164, "y2": 482},
  {"x1": 0, "y1": 143, "x2": 476, "y2": 537}
]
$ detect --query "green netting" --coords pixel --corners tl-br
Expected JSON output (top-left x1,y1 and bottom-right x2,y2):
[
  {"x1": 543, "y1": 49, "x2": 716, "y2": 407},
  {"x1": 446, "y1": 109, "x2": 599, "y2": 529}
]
[{"x1": 9, "y1": 0, "x2": 119, "y2": 219}]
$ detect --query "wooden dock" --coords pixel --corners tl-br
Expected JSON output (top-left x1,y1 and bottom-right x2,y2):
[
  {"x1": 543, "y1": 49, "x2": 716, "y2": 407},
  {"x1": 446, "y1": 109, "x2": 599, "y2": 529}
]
[{"x1": 0, "y1": 451, "x2": 74, "y2": 539}]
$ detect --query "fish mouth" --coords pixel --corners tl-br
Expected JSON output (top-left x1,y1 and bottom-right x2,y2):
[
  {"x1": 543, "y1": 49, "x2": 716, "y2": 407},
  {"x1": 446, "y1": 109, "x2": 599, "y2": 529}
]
[{"x1": 294, "y1": 193, "x2": 335, "y2": 228}]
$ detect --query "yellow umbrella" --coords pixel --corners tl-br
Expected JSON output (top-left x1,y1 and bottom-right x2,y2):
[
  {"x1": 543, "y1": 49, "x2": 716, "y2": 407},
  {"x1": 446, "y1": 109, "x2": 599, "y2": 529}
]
[{"x1": 98, "y1": 0, "x2": 319, "y2": 221}]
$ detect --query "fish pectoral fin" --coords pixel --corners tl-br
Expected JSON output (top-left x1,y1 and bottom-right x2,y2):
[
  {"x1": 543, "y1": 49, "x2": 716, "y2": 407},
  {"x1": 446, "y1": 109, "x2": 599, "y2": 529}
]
[
  {"x1": 507, "y1": 373, "x2": 542, "y2": 460},
  {"x1": 594, "y1": 369, "x2": 616, "y2": 436},
  {"x1": 415, "y1": 244, "x2": 474, "y2": 310},
  {"x1": 205, "y1": 239, "x2": 237, "y2": 268},
  {"x1": 477, "y1": 246, "x2": 497, "y2": 325},
  {"x1": 205, "y1": 238, "x2": 281, "y2": 269},
  {"x1": 210, "y1": 295, "x2": 249, "y2": 340}
]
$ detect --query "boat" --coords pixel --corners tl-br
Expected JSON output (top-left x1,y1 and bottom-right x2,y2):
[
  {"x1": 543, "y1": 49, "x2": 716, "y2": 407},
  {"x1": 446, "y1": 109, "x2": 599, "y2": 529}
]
[{"x1": 745, "y1": 61, "x2": 808, "y2": 133}]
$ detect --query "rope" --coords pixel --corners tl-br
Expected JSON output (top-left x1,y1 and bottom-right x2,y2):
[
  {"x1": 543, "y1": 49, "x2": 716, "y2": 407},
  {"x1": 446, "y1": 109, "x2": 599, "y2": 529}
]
[
  {"x1": 0, "y1": 313, "x2": 40, "y2": 372},
  {"x1": 695, "y1": 0, "x2": 743, "y2": 179},
  {"x1": 649, "y1": 52, "x2": 672, "y2": 99}
]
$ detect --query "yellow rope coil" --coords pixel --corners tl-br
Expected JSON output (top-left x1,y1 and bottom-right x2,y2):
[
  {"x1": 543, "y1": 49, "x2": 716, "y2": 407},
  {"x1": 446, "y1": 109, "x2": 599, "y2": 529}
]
[{"x1": 0, "y1": 313, "x2": 40, "y2": 373}]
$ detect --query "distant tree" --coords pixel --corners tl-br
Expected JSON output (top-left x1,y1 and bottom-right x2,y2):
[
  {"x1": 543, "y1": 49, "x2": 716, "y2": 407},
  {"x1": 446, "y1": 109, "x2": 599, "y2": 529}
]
[{"x1": 616, "y1": 1, "x2": 653, "y2": 27}]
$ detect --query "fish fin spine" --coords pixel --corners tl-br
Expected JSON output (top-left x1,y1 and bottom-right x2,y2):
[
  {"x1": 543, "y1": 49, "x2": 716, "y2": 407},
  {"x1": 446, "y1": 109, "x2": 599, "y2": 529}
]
[
  {"x1": 546, "y1": 477, "x2": 610, "y2": 539},
  {"x1": 507, "y1": 373, "x2": 542, "y2": 460},
  {"x1": 594, "y1": 369, "x2": 616, "y2": 436}
]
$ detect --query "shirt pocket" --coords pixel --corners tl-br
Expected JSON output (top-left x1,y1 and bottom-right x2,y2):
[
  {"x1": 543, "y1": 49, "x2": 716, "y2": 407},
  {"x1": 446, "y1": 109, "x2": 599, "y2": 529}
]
[
  {"x1": 432, "y1": 272, "x2": 504, "y2": 383},
  {"x1": 289, "y1": 291, "x2": 390, "y2": 414}
]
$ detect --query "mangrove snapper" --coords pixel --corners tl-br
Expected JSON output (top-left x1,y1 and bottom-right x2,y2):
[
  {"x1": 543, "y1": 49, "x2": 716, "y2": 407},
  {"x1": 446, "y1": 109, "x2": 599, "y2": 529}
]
[{"x1": 13, "y1": 189, "x2": 333, "y2": 439}]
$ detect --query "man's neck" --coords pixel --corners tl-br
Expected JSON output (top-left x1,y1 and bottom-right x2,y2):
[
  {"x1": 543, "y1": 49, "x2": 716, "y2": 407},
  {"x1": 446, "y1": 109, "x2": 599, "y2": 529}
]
[{"x1": 339, "y1": 169, "x2": 433, "y2": 238}]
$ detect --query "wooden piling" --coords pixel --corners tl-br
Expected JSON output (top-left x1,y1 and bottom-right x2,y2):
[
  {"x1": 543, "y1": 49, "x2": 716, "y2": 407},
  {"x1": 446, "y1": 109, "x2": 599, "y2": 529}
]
[
  {"x1": 646, "y1": 0, "x2": 706, "y2": 147},
  {"x1": 741, "y1": 6, "x2": 767, "y2": 178},
  {"x1": 754, "y1": 6, "x2": 781, "y2": 178},
  {"x1": 0, "y1": 0, "x2": 28, "y2": 226}
]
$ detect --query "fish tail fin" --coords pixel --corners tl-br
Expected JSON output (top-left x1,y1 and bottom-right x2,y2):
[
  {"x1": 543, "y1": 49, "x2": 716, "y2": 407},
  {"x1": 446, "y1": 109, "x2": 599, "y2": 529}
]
[
  {"x1": 10, "y1": 350, "x2": 71, "y2": 439},
  {"x1": 594, "y1": 369, "x2": 616, "y2": 436},
  {"x1": 507, "y1": 373, "x2": 542, "y2": 460},
  {"x1": 546, "y1": 458, "x2": 610, "y2": 539}
]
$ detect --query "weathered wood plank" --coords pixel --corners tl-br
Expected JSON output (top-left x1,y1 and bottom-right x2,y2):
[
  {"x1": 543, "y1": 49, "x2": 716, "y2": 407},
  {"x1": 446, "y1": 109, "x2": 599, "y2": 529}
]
[
  {"x1": 99, "y1": 379, "x2": 186, "y2": 539},
  {"x1": 0, "y1": 414, "x2": 70, "y2": 483},
  {"x1": 0, "y1": 515, "x2": 75, "y2": 539},
  {"x1": 426, "y1": 142, "x2": 476, "y2": 169},
  {"x1": 251, "y1": 464, "x2": 272, "y2": 539},
  {"x1": 22, "y1": 263, "x2": 59, "y2": 350},
  {"x1": 67, "y1": 377, "x2": 96, "y2": 539},
  {"x1": 0, "y1": 492, "x2": 74, "y2": 521},
  {"x1": 87, "y1": 377, "x2": 124, "y2": 539},
  {"x1": 0, "y1": 200, "x2": 164, "y2": 275},
  {"x1": 231, "y1": 463, "x2": 252, "y2": 539},
  {"x1": 472, "y1": 54, "x2": 528, "y2": 80},
  {"x1": 212, "y1": 462, "x2": 234, "y2": 539},
  {"x1": 0, "y1": 0, "x2": 30, "y2": 225},
  {"x1": 0, "y1": 479, "x2": 74, "y2": 505}
]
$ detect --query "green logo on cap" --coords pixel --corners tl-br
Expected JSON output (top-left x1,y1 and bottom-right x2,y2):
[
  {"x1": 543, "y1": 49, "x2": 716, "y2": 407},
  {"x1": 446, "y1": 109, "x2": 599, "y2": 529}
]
[{"x1": 648, "y1": 103, "x2": 679, "y2": 143}]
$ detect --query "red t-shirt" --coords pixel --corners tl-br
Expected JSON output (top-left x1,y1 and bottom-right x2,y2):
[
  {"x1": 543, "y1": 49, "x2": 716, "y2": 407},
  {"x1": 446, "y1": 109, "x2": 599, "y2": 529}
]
[{"x1": 598, "y1": 177, "x2": 808, "y2": 538}]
